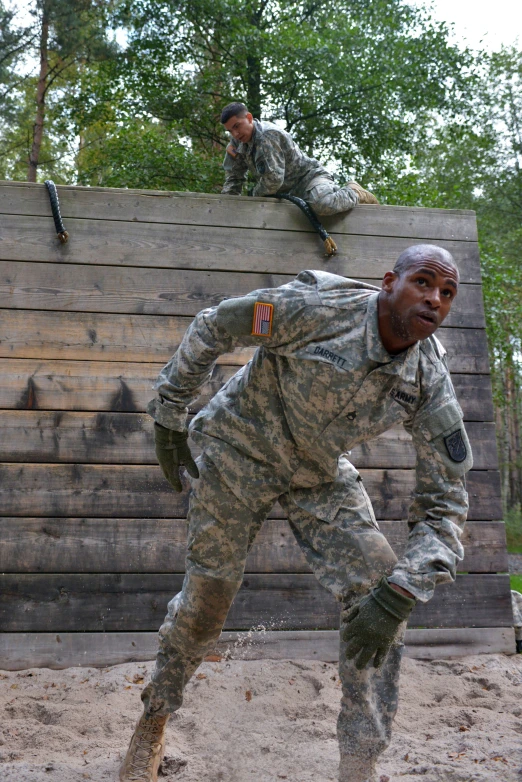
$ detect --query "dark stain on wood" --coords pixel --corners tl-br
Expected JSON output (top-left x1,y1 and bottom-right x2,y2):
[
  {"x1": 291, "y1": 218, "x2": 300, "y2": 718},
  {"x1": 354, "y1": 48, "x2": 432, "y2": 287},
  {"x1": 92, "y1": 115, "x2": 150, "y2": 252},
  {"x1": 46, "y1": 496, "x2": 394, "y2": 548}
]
[
  {"x1": 16, "y1": 376, "x2": 38, "y2": 409},
  {"x1": 109, "y1": 377, "x2": 138, "y2": 412}
]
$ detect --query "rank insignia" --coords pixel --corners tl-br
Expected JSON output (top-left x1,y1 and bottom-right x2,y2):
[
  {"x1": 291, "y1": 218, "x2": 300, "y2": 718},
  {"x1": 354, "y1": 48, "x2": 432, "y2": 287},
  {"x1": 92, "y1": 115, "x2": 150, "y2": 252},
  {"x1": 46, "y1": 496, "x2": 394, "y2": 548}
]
[
  {"x1": 444, "y1": 429, "x2": 467, "y2": 463},
  {"x1": 252, "y1": 302, "x2": 274, "y2": 337},
  {"x1": 226, "y1": 143, "x2": 238, "y2": 158}
]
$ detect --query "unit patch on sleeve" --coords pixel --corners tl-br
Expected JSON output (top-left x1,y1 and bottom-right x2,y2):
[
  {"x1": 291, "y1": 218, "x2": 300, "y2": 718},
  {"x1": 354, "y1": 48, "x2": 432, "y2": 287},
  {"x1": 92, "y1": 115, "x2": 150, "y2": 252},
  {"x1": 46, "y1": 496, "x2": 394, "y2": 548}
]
[
  {"x1": 444, "y1": 429, "x2": 467, "y2": 463},
  {"x1": 226, "y1": 143, "x2": 238, "y2": 158},
  {"x1": 252, "y1": 302, "x2": 274, "y2": 337}
]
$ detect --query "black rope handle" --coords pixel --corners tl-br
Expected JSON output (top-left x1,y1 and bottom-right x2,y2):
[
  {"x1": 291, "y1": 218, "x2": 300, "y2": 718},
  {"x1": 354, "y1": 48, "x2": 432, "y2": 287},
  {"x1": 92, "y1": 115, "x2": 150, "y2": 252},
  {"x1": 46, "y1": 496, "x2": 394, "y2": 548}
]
[
  {"x1": 269, "y1": 193, "x2": 337, "y2": 256},
  {"x1": 44, "y1": 180, "x2": 69, "y2": 244}
]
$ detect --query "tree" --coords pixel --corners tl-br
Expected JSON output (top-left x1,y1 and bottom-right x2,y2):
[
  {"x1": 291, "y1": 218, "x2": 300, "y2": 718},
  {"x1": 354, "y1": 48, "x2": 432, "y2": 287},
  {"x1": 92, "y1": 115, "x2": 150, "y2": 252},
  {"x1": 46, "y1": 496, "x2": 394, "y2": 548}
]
[
  {"x1": 0, "y1": 0, "x2": 118, "y2": 182},
  {"x1": 72, "y1": 0, "x2": 472, "y2": 190},
  {"x1": 384, "y1": 46, "x2": 522, "y2": 509}
]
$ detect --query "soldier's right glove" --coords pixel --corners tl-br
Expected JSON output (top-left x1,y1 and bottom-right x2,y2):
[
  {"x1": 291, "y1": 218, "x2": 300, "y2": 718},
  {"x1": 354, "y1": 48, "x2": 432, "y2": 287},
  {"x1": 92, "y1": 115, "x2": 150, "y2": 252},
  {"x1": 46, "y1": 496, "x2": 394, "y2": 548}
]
[
  {"x1": 154, "y1": 423, "x2": 199, "y2": 492},
  {"x1": 342, "y1": 577, "x2": 416, "y2": 669}
]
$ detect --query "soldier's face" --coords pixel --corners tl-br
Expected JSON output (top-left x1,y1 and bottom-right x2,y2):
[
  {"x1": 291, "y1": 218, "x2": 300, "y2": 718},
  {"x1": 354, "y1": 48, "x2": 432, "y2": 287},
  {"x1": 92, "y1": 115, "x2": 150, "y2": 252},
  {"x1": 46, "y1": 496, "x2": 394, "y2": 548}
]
[
  {"x1": 224, "y1": 112, "x2": 255, "y2": 143},
  {"x1": 382, "y1": 259, "x2": 459, "y2": 343}
]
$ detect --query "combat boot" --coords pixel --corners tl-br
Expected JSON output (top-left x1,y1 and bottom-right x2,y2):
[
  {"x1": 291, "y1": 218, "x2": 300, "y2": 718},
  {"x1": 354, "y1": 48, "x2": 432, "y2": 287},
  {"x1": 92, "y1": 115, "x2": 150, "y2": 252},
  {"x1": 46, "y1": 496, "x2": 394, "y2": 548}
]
[
  {"x1": 119, "y1": 711, "x2": 169, "y2": 781},
  {"x1": 347, "y1": 181, "x2": 379, "y2": 205}
]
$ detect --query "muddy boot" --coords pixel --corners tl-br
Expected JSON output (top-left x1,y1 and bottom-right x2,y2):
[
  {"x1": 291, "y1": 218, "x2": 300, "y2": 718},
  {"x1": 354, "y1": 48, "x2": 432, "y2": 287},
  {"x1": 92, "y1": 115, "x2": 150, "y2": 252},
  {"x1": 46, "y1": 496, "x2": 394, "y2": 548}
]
[
  {"x1": 348, "y1": 181, "x2": 379, "y2": 205},
  {"x1": 119, "y1": 711, "x2": 169, "y2": 781}
]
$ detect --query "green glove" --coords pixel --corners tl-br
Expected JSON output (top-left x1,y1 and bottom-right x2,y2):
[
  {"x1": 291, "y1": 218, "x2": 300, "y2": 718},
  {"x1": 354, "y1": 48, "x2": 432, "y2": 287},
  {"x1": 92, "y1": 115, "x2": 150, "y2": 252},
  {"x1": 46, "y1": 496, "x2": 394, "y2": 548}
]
[
  {"x1": 154, "y1": 423, "x2": 199, "y2": 492},
  {"x1": 342, "y1": 577, "x2": 416, "y2": 670}
]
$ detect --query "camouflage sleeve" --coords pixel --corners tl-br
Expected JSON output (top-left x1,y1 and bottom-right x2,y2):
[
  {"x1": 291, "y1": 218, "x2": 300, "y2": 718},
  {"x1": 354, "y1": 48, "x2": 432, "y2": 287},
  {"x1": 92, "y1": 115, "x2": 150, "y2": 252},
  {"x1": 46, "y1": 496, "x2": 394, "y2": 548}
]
[
  {"x1": 252, "y1": 132, "x2": 286, "y2": 196},
  {"x1": 388, "y1": 376, "x2": 473, "y2": 603},
  {"x1": 221, "y1": 142, "x2": 248, "y2": 195},
  {"x1": 147, "y1": 283, "x2": 316, "y2": 430}
]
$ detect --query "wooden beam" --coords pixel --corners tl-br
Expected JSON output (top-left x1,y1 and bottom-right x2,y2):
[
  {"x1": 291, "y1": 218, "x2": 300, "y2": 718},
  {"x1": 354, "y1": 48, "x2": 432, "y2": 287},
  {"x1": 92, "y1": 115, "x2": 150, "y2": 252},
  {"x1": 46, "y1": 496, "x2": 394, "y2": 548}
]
[
  {"x1": 0, "y1": 261, "x2": 484, "y2": 327},
  {"x1": 0, "y1": 573, "x2": 512, "y2": 632},
  {"x1": 0, "y1": 411, "x2": 498, "y2": 470},
  {"x1": 0, "y1": 311, "x2": 491, "y2": 371},
  {"x1": 0, "y1": 626, "x2": 514, "y2": 670},
  {"x1": 0, "y1": 362, "x2": 494, "y2": 421},
  {"x1": 0, "y1": 464, "x2": 502, "y2": 520},
  {"x1": 0, "y1": 181, "x2": 479, "y2": 242},
  {"x1": 0, "y1": 214, "x2": 481, "y2": 281},
  {"x1": 0, "y1": 518, "x2": 507, "y2": 574}
]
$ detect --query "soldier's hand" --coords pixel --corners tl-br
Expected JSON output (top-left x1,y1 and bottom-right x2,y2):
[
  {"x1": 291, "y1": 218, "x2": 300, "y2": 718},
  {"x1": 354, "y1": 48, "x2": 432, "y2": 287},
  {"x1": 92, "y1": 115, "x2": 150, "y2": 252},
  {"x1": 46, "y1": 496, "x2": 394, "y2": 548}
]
[
  {"x1": 342, "y1": 577, "x2": 416, "y2": 669},
  {"x1": 153, "y1": 423, "x2": 199, "y2": 492}
]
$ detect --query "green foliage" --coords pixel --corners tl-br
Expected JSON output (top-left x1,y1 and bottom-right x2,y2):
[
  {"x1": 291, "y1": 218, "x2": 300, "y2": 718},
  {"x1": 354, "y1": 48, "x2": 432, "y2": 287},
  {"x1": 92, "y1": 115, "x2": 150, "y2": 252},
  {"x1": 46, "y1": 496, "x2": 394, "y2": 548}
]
[
  {"x1": 70, "y1": 0, "x2": 473, "y2": 190},
  {"x1": 77, "y1": 120, "x2": 223, "y2": 191},
  {"x1": 511, "y1": 575, "x2": 522, "y2": 591},
  {"x1": 505, "y1": 507, "x2": 522, "y2": 554}
]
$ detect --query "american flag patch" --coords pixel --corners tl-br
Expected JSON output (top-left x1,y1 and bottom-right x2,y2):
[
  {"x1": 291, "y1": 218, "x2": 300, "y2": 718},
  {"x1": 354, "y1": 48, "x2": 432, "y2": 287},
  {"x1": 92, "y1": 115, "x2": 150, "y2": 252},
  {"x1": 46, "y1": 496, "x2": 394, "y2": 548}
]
[{"x1": 252, "y1": 302, "x2": 274, "y2": 337}]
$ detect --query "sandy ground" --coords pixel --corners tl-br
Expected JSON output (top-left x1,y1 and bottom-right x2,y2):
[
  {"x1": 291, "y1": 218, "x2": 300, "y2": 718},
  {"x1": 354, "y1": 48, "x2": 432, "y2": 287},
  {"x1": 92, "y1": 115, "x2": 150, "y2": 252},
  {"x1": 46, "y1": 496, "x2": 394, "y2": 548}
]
[{"x1": 1, "y1": 653, "x2": 521, "y2": 782}]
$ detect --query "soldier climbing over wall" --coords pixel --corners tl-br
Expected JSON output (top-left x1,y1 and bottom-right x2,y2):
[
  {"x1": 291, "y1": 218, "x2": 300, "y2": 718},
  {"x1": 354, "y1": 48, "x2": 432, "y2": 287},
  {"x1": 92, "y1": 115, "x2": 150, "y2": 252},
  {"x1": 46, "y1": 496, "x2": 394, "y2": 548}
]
[
  {"x1": 220, "y1": 102, "x2": 379, "y2": 214},
  {"x1": 119, "y1": 244, "x2": 473, "y2": 782}
]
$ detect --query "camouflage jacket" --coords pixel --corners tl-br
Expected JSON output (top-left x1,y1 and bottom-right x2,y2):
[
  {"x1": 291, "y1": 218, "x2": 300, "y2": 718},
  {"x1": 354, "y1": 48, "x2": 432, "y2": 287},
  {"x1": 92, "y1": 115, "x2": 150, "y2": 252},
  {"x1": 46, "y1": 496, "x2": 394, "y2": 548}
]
[
  {"x1": 222, "y1": 119, "x2": 330, "y2": 197},
  {"x1": 148, "y1": 271, "x2": 473, "y2": 602}
]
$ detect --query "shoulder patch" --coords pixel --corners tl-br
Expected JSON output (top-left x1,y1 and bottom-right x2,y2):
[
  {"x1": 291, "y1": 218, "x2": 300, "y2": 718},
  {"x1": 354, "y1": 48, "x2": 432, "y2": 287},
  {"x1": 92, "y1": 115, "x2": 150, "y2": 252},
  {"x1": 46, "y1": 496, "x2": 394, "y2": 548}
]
[
  {"x1": 226, "y1": 143, "x2": 239, "y2": 158},
  {"x1": 251, "y1": 302, "x2": 274, "y2": 337},
  {"x1": 444, "y1": 429, "x2": 467, "y2": 463},
  {"x1": 256, "y1": 161, "x2": 266, "y2": 175}
]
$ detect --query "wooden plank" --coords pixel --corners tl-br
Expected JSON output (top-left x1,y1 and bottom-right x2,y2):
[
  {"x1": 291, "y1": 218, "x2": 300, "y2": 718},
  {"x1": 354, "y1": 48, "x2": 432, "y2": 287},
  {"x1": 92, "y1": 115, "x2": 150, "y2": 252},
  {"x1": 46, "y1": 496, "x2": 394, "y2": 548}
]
[
  {"x1": 0, "y1": 214, "x2": 481, "y2": 282},
  {"x1": 0, "y1": 312, "x2": 491, "y2": 373},
  {"x1": 0, "y1": 360, "x2": 493, "y2": 420},
  {"x1": 0, "y1": 411, "x2": 499, "y2": 470},
  {"x1": 0, "y1": 464, "x2": 502, "y2": 519},
  {"x1": 0, "y1": 182, "x2": 479, "y2": 241},
  {"x1": 0, "y1": 573, "x2": 512, "y2": 632},
  {"x1": 450, "y1": 374, "x2": 494, "y2": 421},
  {"x1": 0, "y1": 518, "x2": 507, "y2": 574},
  {"x1": 0, "y1": 627, "x2": 513, "y2": 670},
  {"x1": 0, "y1": 261, "x2": 484, "y2": 327}
]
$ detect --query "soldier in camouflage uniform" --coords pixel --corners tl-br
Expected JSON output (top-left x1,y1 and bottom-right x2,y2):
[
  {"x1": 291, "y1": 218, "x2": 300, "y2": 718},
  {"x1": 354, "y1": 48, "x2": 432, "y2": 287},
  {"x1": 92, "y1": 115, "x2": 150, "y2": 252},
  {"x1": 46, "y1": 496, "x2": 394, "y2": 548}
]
[
  {"x1": 120, "y1": 244, "x2": 472, "y2": 782},
  {"x1": 220, "y1": 102, "x2": 379, "y2": 214}
]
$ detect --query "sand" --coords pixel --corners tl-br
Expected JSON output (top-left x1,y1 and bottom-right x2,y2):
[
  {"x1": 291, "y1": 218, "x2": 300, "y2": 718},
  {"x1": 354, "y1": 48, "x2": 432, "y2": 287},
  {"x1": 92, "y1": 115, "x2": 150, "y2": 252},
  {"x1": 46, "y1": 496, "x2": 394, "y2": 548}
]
[{"x1": 1, "y1": 652, "x2": 521, "y2": 781}]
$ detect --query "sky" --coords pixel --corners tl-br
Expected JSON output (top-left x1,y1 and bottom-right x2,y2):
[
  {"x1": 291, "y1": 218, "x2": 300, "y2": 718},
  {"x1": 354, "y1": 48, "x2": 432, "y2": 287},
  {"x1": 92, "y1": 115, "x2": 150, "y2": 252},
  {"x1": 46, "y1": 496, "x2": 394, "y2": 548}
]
[{"x1": 411, "y1": 0, "x2": 521, "y2": 51}]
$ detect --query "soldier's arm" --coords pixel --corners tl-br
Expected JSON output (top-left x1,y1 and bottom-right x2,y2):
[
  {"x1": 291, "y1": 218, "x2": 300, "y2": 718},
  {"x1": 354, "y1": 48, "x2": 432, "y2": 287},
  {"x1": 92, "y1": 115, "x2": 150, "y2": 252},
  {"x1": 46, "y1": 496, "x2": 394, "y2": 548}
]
[
  {"x1": 221, "y1": 142, "x2": 248, "y2": 195},
  {"x1": 252, "y1": 132, "x2": 286, "y2": 196},
  {"x1": 388, "y1": 375, "x2": 473, "y2": 603},
  {"x1": 148, "y1": 284, "x2": 314, "y2": 430}
]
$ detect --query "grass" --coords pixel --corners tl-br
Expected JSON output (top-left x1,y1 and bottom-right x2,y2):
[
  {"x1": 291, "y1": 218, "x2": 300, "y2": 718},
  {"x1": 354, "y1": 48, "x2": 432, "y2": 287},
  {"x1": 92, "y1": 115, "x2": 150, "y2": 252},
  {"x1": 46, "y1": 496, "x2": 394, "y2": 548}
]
[
  {"x1": 510, "y1": 575, "x2": 522, "y2": 592},
  {"x1": 505, "y1": 506, "x2": 522, "y2": 554}
]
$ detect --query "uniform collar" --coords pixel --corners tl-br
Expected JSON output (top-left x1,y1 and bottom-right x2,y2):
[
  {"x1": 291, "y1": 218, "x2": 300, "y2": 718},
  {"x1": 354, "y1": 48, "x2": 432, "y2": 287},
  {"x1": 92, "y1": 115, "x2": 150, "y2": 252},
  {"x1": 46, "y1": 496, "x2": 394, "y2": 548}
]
[
  {"x1": 366, "y1": 292, "x2": 419, "y2": 383},
  {"x1": 244, "y1": 119, "x2": 262, "y2": 151}
]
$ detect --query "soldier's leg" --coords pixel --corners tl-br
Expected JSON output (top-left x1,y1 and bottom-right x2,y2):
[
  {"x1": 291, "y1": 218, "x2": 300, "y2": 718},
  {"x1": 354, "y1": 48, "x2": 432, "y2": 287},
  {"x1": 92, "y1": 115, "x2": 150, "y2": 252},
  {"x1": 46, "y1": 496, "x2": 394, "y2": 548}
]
[
  {"x1": 141, "y1": 455, "x2": 269, "y2": 716},
  {"x1": 283, "y1": 463, "x2": 400, "y2": 782},
  {"x1": 300, "y1": 176, "x2": 378, "y2": 216}
]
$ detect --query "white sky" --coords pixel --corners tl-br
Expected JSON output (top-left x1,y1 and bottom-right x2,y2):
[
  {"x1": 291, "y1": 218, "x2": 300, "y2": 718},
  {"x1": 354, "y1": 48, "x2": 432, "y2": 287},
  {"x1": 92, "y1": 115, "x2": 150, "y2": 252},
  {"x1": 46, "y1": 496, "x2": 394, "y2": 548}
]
[{"x1": 410, "y1": 0, "x2": 521, "y2": 50}]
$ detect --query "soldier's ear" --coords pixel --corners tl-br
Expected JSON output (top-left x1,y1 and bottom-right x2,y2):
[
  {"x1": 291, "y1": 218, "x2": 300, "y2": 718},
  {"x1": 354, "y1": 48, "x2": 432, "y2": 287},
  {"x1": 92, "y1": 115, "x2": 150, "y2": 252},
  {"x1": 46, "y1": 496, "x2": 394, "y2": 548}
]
[
  {"x1": 381, "y1": 271, "x2": 398, "y2": 293},
  {"x1": 246, "y1": 112, "x2": 254, "y2": 122}
]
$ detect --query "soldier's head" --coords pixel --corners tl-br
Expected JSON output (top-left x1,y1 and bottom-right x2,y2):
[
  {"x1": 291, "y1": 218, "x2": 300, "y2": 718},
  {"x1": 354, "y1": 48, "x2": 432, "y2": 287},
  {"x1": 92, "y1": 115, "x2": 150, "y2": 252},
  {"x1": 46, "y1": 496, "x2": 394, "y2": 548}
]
[
  {"x1": 378, "y1": 244, "x2": 459, "y2": 353},
  {"x1": 221, "y1": 102, "x2": 255, "y2": 143}
]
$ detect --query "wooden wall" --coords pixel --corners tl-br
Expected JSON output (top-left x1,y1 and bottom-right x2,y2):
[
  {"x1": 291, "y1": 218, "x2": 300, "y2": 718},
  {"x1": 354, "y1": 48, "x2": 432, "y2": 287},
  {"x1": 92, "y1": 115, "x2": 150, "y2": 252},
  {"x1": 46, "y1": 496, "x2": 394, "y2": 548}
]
[{"x1": 0, "y1": 181, "x2": 514, "y2": 669}]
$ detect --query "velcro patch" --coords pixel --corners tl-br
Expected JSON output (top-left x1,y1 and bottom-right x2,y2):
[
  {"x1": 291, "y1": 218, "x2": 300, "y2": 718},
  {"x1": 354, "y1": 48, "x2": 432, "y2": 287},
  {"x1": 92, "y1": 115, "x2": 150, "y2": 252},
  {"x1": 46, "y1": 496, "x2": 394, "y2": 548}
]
[
  {"x1": 444, "y1": 429, "x2": 467, "y2": 463},
  {"x1": 256, "y1": 161, "x2": 266, "y2": 174},
  {"x1": 251, "y1": 302, "x2": 274, "y2": 337},
  {"x1": 226, "y1": 143, "x2": 238, "y2": 158}
]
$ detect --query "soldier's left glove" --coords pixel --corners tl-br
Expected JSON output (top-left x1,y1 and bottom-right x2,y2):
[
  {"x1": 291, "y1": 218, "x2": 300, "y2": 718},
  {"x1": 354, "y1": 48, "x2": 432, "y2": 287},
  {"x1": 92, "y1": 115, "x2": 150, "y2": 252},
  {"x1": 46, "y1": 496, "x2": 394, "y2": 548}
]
[
  {"x1": 342, "y1": 577, "x2": 416, "y2": 670},
  {"x1": 154, "y1": 423, "x2": 199, "y2": 492}
]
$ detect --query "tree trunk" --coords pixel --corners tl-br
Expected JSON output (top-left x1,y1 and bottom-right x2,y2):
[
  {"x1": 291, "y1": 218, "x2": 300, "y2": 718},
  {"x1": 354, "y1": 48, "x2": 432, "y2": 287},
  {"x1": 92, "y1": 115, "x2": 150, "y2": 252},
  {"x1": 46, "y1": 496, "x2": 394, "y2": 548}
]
[
  {"x1": 246, "y1": 52, "x2": 262, "y2": 119},
  {"x1": 27, "y1": 5, "x2": 49, "y2": 182}
]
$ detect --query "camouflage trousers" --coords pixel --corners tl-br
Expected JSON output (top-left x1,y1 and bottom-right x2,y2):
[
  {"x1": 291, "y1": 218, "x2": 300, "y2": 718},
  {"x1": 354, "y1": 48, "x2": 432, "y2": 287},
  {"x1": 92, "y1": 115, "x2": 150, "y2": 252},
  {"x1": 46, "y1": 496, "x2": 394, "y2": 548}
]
[
  {"x1": 142, "y1": 455, "x2": 403, "y2": 782},
  {"x1": 295, "y1": 174, "x2": 359, "y2": 216}
]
